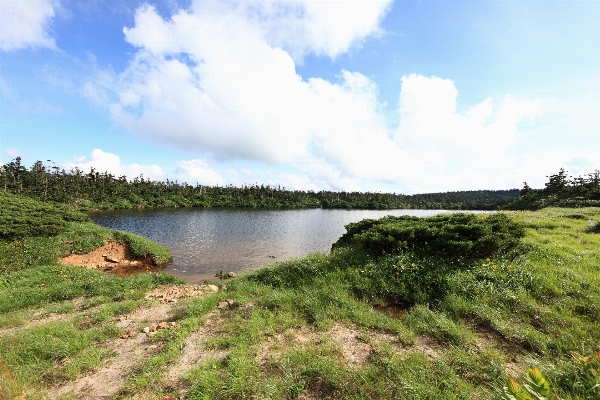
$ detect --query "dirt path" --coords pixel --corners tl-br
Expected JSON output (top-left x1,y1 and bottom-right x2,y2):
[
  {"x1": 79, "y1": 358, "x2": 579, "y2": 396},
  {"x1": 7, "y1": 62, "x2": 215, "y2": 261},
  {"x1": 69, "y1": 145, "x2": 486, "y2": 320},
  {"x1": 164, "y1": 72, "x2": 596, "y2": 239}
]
[
  {"x1": 45, "y1": 284, "x2": 220, "y2": 400},
  {"x1": 0, "y1": 298, "x2": 90, "y2": 337}
]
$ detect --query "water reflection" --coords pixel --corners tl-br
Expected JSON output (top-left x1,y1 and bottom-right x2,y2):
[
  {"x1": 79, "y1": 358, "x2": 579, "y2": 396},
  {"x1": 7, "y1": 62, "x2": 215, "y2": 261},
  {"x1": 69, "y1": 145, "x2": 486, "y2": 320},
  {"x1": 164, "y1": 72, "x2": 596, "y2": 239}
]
[{"x1": 90, "y1": 208, "x2": 461, "y2": 283}]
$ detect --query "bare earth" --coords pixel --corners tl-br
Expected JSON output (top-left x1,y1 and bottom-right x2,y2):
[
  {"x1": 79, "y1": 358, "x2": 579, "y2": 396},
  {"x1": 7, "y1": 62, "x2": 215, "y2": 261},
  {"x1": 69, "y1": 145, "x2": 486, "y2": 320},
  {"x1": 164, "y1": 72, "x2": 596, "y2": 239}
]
[{"x1": 59, "y1": 241, "x2": 157, "y2": 275}]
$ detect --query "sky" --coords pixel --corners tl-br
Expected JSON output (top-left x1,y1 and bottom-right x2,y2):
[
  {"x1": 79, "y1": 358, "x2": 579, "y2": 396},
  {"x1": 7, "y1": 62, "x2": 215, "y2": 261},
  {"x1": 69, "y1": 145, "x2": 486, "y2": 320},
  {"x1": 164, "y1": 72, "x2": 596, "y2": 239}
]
[{"x1": 1, "y1": 0, "x2": 599, "y2": 194}]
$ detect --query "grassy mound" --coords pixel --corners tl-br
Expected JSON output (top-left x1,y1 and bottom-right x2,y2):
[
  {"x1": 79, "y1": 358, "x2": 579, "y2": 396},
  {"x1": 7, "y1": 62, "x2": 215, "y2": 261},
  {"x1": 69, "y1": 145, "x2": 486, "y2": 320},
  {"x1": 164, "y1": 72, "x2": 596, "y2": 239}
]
[
  {"x1": 0, "y1": 191, "x2": 89, "y2": 240},
  {"x1": 332, "y1": 212, "x2": 525, "y2": 260}
]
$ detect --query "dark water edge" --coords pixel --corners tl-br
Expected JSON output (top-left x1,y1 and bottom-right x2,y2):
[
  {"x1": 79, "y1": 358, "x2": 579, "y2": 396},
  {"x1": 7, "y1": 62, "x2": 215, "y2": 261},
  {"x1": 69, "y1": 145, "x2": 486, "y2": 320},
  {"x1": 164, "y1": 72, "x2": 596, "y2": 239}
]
[{"x1": 89, "y1": 208, "x2": 487, "y2": 283}]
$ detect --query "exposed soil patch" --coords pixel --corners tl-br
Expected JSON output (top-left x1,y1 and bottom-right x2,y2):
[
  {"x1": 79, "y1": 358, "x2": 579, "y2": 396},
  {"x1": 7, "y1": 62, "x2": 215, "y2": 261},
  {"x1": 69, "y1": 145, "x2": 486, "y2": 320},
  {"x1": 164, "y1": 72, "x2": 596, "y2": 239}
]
[
  {"x1": 329, "y1": 323, "x2": 373, "y2": 365},
  {"x1": 256, "y1": 323, "x2": 393, "y2": 369},
  {"x1": 256, "y1": 325, "x2": 319, "y2": 367},
  {"x1": 395, "y1": 335, "x2": 446, "y2": 361},
  {"x1": 471, "y1": 325, "x2": 528, "y2": 378},
  {"x1": 49, "y1": 329, "x2": 153, "y2": 400},
  {"x1": 145, "y1": 283, "x2": 219, "y2": 304},
  {"x1": 59, "y1": 240, "x2": 157, "y2": 275}
]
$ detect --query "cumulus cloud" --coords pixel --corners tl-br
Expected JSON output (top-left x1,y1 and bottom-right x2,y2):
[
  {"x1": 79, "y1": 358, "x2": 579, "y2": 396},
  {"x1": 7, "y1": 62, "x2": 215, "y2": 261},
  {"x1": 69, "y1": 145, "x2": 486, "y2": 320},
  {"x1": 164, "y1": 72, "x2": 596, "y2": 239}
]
[
  {"x1": 395, "y1": 74, "x2": 541, "y2": 152},
  {"x1": 63, "y1": 149, "x2": 165, "y2": 181},
  {"x1": 174, "y1": 159, "x2": 224, "y2": 186},
  {"x1": 392, "y1": 74, "x2": 542, "y2": 192},
  {"x1": 85, "y1": 1, "x2": 398, "y2": 187},
  {"x1": 86, "y1": 1, "x2": 562, "y2": 193},
  {"x1": 241, "y1": 0, "x2": 392, "y2": 60},
  {"x1": 0, "y1": 0, "x2": 59, "y2": 51}
]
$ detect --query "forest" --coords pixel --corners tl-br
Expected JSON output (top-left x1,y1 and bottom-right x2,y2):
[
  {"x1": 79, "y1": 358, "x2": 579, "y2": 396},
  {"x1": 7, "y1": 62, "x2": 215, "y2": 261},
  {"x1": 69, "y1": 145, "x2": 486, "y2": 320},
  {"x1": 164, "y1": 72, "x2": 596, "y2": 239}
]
[{"x1": 0, "y1": 158, "x2": 519, "y2": 211}]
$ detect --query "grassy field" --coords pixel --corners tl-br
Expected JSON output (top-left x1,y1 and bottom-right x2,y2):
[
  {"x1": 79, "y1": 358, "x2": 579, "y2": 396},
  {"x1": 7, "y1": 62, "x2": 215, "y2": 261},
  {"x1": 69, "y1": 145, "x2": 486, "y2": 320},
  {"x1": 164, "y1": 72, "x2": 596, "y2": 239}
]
[{"x1": 1, "y1": 197, "x2": 599, "y2": 399}]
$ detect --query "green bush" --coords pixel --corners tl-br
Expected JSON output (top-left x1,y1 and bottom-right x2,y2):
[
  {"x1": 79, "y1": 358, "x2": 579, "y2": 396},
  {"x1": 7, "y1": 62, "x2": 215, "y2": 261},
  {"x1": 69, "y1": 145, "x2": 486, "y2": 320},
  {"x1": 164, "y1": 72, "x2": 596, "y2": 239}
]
[
  {"x1": 0, "y1": 191, "x2": 88, "y2": 240},
  {"x1": 333, "y1": 212, "x2": 525, "y2": 260}
]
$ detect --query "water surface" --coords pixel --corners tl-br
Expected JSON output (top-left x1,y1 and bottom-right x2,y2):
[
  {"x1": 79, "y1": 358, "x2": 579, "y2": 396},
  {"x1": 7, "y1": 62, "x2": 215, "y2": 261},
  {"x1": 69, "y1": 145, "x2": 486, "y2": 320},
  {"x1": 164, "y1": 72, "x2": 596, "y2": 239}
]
[{"x1": 90, "y1": 208, "x2": 458, "y2": 283}]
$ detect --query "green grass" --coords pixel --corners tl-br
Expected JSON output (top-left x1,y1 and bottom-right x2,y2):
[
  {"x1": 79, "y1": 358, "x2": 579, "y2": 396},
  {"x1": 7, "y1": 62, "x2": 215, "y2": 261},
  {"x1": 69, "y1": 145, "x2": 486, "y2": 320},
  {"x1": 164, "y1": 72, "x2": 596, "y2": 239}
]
[
  {"x1": 1, "y1": 203, "x2": 600, "y2": 399},
  {"x1": 0, "y1": 193, "x2": 182, "y2": 396},
  {"x1": 177, "y1": 207, "x2": 600, "y2": 399}
]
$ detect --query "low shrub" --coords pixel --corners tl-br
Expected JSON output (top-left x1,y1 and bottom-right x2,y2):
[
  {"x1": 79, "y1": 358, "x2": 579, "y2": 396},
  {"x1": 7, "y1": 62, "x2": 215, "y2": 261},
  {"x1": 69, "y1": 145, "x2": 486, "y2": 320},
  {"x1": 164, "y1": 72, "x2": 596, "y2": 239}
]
[{"x1": 332, "y1": 212, "x2": 524, "y2": 260}]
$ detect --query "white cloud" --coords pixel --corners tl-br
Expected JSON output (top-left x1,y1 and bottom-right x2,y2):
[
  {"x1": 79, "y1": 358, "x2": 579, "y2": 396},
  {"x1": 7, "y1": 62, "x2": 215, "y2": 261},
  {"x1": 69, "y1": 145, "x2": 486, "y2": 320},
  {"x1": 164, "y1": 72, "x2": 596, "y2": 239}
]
[
  {"x1": 86, "y1": 1, "x2": 597, "y2": 194},
  {"x1": 395, "y1": 74, "x2": 541, "y2": 153},
  {"x1": 63, "y1": 149, "x2": 165, "y2": 181},
  {"x1": 86, "y1": 1, "x2": 398, "y2": 190},
  {"x1": 241, "y1": 0, "x2": 393, "y2": 61},
  {"x1": 174, "y1": 159, "x2": 224, "y2": 186},
  {"x1": 0, "y1": 0, "x2": 59, "y2": 51},
  {"x1": 392, "y1": 74, "x2": 543, "y2": 192}
]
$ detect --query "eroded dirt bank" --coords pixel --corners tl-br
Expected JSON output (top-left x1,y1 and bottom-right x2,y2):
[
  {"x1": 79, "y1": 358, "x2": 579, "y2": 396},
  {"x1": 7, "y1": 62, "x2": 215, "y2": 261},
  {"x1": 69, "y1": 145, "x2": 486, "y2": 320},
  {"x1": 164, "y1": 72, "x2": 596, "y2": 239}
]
[{"x1": 60, "y1": 241, "x2": 161, "y2": 276}]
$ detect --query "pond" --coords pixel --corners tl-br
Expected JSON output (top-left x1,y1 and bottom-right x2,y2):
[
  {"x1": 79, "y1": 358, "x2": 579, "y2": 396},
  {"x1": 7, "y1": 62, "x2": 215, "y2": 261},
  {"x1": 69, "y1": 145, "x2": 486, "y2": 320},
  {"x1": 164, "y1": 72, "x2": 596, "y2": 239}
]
[{"x1": 90, "y1": 208, "x2": 463, "y2": 283}]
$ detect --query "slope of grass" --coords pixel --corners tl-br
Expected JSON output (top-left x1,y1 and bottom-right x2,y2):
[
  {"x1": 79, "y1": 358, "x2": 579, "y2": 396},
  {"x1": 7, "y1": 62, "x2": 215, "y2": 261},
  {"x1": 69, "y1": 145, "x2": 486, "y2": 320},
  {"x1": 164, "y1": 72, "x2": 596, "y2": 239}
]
[{"x1": 0, "y1": 191, "x2": 89, "y2": 240}]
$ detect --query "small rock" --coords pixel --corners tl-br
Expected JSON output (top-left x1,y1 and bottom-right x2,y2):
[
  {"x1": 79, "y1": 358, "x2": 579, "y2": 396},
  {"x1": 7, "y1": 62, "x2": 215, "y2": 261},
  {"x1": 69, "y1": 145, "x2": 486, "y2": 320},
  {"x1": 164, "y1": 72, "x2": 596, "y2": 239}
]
[
  {"x1": 130, "y1": 261, "x2": 140, "y2": 267},
  {"x1": 158, "y1": 321, "x2": 169, "y2": 329},
  {"x1": 207, "y1": 284, "x2": 219, "y2": 292},
  {"x1": 217, "y1": 301, "x2": 229, "y2": 310},
  {"x1": 142, "y1": 327, "x2": 150, "y2": 333},
  {"x1": 227, "y1": 272, "x2": 237, "y2": 278},
  {"x1": 104, "y1": 255, "x2": 119, "y2": 263},
  {"x1": 169, "y1": 321, "x2": 177, "y2": 327}
]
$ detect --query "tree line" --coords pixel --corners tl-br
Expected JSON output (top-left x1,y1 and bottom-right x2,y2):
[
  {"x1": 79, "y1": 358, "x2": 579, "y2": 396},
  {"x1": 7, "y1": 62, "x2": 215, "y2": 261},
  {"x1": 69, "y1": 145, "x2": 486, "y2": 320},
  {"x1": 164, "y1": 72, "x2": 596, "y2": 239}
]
[
  {"x1": 501, "y1": 168, "x2": 600, "y2": 210},
  {"x1": 1, "y1": 157, "x2": 519, "y2": 211}
]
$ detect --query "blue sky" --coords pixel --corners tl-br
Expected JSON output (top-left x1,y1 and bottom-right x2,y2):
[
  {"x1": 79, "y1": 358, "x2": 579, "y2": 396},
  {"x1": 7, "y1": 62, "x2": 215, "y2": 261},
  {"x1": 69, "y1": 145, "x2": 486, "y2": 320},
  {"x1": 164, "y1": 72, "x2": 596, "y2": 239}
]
[{"x1": 1, "y1": 0, "x2": 599, "y2": 194}]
